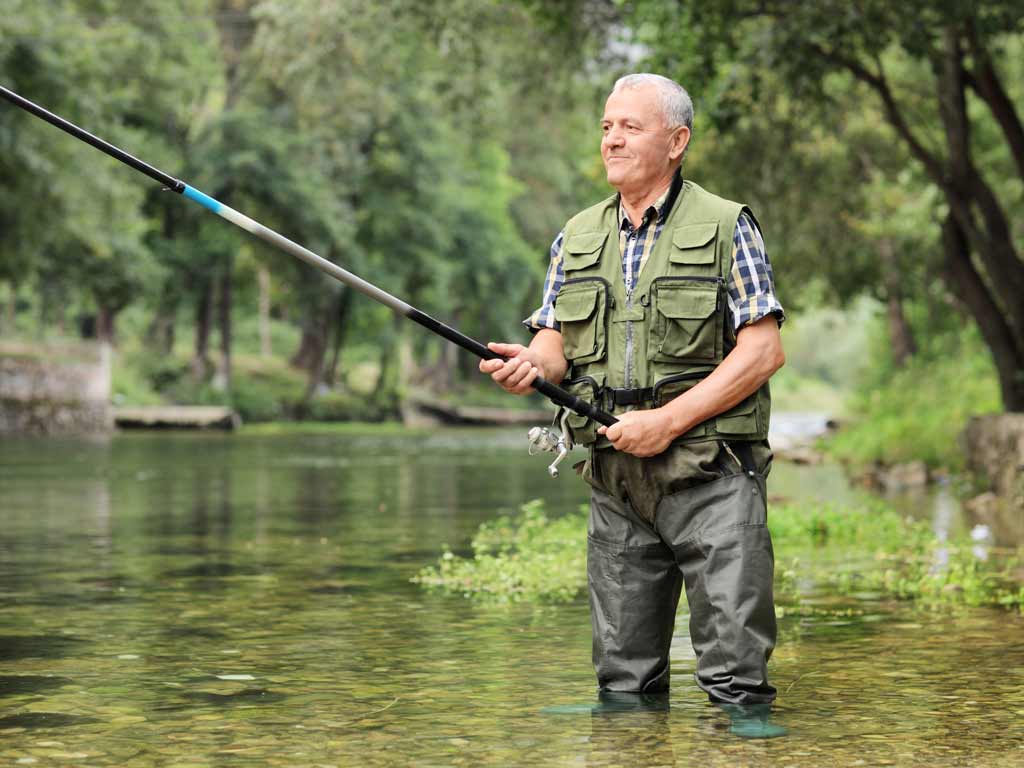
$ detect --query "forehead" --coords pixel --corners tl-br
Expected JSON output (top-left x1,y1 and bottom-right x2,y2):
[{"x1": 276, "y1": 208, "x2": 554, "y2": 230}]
[{"x1": 602, "y1": 85, "x2": 664, "y2": 124}]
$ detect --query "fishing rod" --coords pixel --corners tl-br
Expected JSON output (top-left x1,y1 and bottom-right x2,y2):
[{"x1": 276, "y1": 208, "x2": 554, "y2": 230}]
[{"x1": 0, "y1": 85, "x2": 616, "y2": 476}]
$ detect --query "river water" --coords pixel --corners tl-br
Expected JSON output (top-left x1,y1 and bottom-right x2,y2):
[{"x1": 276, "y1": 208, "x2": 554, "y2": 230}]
[{"x1": 1, "y1": 428, "x2": 1022, "y2": 766}]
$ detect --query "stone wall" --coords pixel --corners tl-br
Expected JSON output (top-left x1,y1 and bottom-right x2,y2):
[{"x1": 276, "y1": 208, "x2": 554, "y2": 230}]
[{"x1": 0, "y1": 341, "x2": 112, "y2": 434}]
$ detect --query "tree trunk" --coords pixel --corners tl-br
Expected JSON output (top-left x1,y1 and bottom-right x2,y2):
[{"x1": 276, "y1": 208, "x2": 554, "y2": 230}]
[
  {"x1": 324, "y1": 288, "x2": 353, "y2": 388},
  {"x1": 3, "y1": 283, "x2": 15, "y2": 335},
  {"x1": 193, "y1": 280, "x2": 214, "y2": 381},
  {"x1": 96, "y1": 305, "x2": 117, "y2": 344},
  {"x1": 934, "y1": 29, "x2": 1024, "y2": 357},
  {"x1": 258, "y1": 265, "x2": 272, "y2": 358},
  {"x1": 146, "y1": 284, "x2": 178, "y2": 356},
  {"x1": 214, "y1": 262, "x2": 233, "y2": 392},
  {"x1": 941, "y1": 214, "x2": 1024, "y2": 411},
  {"x1": 879, "y1": 239, "x2": 916, "y2": 367},
  {"x1": 294, "y1": 293, "x2": 337, "y2": 402}
]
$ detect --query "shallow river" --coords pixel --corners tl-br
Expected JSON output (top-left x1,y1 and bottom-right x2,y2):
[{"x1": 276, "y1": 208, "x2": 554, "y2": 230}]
[{"x1": 1, "y1": 428, "x2": 1022, "y2": 766}]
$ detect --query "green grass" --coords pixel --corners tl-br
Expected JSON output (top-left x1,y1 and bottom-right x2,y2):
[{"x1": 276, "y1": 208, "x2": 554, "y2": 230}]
[
  {"x1": 823, "y1": 328, "x2": 1000, "y2": 471},
  {"x1": 414, "y1": 498, "x2": 1023, "y2": 610}
]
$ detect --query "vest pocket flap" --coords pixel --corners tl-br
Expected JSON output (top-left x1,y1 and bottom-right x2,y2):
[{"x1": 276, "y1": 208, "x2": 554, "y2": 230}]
[
  {"x1": 554, "y1": 288, "x2": 600, "y2": 322},
  {"x1": 670, "y1": 223, "x2": 718, "y2": 264},
  {"x1": 655, "y1": 284, "x2": 717, "y2": 320},
  {"x1": 715, "y1": 394, "x2": 759, "y2": 434},
  {"x1": 564, "y1": 232, "x2": 607, "y2": 269},
  {"x1": 566, "y1": 232, "x2": 608, "y2": 254}
]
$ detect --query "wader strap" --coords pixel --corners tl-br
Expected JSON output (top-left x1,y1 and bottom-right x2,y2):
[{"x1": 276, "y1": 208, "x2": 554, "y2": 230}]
[
  {"x1": 605, "y1": 387, "x2": 654, "y2": 407},
  {"x1": 730, "y1": 441, "x2": 758, "y2": 474}
]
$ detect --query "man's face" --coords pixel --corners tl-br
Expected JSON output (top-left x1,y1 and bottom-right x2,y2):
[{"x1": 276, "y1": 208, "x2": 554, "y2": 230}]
[{"x1": 601, "y1": 85, "x2": 687, "y2": 194}]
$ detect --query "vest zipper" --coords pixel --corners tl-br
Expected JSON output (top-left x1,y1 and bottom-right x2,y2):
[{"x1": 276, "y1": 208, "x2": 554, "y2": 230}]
[{"x1": 625, "y1": 287, "x2": 634, "y2": 391}]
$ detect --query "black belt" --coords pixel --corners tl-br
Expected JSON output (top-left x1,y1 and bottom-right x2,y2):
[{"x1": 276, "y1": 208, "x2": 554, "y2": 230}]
[{"x1": 604, "y1": 386, "x2": 654, "y2": 407}]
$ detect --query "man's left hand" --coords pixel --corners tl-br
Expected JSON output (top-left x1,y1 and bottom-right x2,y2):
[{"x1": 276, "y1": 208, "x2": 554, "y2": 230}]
[{"x1": 597, "y1": 409, "x2": 677, "y2": 457}]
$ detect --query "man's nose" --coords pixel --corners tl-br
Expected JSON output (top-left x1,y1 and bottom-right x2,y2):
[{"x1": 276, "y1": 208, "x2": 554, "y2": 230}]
[{"x1": 604, "y1": 126, "x2": 625, "y2": 147}]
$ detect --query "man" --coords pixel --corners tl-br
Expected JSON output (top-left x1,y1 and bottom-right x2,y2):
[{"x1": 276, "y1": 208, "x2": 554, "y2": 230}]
[{"x1": 480, "y1": 74, "x2": 785, "y2": 708}]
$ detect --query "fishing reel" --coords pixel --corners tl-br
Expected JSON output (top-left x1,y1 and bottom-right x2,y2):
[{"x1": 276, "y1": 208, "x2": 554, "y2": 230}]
[{"x1": 527, "y1": 408, "x2": 574, "y2": 478}]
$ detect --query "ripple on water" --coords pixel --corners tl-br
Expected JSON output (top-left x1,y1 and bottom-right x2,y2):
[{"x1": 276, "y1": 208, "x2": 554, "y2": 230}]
[
  {"x1": 0, "y1": 712, "x2": 99, "y2": 730},
  {"x1": 179, "y1": 688, "x2": 287, "y2": 707},
  {"x1": 0, "y1": 636, "x2": 88, "y2": 661},
  {"x1": 161, "y1": 563, "x2": 276, "y2": 579},
  {"x1": 0, "y1": 676, "x2": 74, "y2": 697}
]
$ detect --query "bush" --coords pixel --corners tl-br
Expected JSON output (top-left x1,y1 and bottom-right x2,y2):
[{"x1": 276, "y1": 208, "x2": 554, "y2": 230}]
[{"x1": 824, "y1": 324, "x2": 1000, "y2": 471}]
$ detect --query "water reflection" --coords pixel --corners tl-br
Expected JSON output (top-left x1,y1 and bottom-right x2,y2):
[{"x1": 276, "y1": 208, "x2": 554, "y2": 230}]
[{"x1": 0, "y1": 430, "x2": 1021, "y2": 766}]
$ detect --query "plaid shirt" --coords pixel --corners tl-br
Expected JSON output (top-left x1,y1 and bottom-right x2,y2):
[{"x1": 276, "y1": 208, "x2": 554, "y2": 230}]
[{"x1": 525, "y1": 180, "x2": 784, "y2": 333}]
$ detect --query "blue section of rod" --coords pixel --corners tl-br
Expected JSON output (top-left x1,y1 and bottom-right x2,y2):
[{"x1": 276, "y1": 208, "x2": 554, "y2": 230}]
[
  {"x1": 0, "y1": 84, "x2": 619, "y2": 427},
  {"x1": 182, "y1": 185, "x2": 222, "y2": 214}
]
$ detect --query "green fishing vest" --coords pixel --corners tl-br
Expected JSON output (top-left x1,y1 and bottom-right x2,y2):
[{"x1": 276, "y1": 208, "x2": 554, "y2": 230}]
[{"x1": 553, "y1": 179, "x2": 771, "y2": 447}]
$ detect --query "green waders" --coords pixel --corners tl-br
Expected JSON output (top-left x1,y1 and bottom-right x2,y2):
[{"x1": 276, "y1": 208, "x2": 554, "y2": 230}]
[{"x1": 584, "y1": 438, "x2": 777, "y2": 705}]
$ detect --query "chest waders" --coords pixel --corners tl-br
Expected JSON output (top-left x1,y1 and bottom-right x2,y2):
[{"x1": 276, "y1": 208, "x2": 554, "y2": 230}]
[{"x1": 555, "y1": 181, "x2": 778, "y2": 704}]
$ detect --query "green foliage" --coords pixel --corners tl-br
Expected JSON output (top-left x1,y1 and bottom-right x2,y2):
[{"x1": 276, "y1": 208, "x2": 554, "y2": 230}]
[
  {"x1": 413, "y1": 500, "x2": 587, "y2": 603},
  {"x1": 1, "y1": 0, "x2": 605, "y2": 400},
  {"x1": 825, "y1": 323, "x2": 1001, "y2": 470},
  {"x1": 416, "y1": 497, "x2": 1023, "y2": 609}
]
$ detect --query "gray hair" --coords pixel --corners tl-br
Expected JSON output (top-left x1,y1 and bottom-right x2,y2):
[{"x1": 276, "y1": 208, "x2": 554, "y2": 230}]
[{"x1": 612, "y1": 73, "x2": 693, "y2": 133}]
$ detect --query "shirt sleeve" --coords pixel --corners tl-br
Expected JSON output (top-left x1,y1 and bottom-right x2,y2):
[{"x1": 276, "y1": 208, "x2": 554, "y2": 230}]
[
  {"x1": 522, "y1": 230, "x2": 566, "y2": 333},
  {"x1": 727, "y1": 213, "x2": 785, "y2": 331}
]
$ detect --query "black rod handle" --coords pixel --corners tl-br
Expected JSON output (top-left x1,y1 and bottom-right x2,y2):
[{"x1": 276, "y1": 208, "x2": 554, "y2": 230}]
[{"x1": 408, "y1": 310, "x2": 617, "y2": 426}]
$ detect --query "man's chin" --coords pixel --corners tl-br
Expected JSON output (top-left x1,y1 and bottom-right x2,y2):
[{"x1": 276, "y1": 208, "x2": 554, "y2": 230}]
[{"x1": 605, "y1": 171, "x2": 627, "y2": 188}]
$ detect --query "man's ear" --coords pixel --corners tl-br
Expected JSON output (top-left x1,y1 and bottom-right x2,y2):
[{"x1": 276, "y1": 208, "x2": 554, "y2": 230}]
[{"x1": 669, "y1": 126, "x2": 690, "y2": 162}]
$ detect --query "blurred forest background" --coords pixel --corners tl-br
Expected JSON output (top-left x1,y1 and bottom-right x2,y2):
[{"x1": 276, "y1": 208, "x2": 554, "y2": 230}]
[{"x1": 2, "y1": 0, "x2": 1022, "y2": 471}]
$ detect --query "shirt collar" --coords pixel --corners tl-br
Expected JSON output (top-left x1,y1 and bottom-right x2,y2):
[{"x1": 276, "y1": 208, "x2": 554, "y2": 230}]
[{"x1": 617, "y1": 170, "x2": 684, "y2": 231}]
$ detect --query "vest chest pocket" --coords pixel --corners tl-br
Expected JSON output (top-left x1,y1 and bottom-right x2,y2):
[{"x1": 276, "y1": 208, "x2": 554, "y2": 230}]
[
  {"x1": 563, "y1": 232, "x2": 607, "y2": 272},
  {"x1": 554, "y1": 279, "x2": 609, "y2": 365},
  {"x1": 648, "y1": 278, "x2": 723, "y2": 363},
  {"x1": 669, "y1": 222, "x2": 718, "y2": 266}
]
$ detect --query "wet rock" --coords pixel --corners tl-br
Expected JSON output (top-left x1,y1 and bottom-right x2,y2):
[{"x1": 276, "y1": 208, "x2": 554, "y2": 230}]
[
  {"x1": 775, "y1": 446, "x2": 824, "y2": 465},
  {"x1": 882, "y1": 460, "x2": 930, "y2": 489},
  {"x1": 962, "y1": 414, "x2": 1024, "y2": 543},
  {"x1": 964, "y1": 492, "x2": 999, "y2": 520}
]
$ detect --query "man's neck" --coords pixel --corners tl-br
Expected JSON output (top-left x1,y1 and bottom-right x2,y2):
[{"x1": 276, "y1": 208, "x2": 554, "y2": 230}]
[{"x1": 618, "y1": 171, "x2": 677, "y2": 228}]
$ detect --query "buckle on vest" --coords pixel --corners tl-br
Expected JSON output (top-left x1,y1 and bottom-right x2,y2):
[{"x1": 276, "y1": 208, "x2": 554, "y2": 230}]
[{"x1": 604, "y1": 387, "x2": 654, "y2": 408}]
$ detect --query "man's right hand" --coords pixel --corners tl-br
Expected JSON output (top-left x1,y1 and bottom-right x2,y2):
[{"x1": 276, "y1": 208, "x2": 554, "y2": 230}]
[{"x1": 479, "y1": 342, "x2": 544, "y2": 395}]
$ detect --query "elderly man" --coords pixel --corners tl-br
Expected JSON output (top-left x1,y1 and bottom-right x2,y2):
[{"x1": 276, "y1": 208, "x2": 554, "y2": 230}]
[{"x1": 481, "y1": 74, "x2": 785, "y2": 708}]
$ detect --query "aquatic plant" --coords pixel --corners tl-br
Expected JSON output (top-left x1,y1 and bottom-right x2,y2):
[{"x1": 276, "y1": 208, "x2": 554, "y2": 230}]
[{"x1": 415, "y1": 498, "x2": 1024, "y2": 609}]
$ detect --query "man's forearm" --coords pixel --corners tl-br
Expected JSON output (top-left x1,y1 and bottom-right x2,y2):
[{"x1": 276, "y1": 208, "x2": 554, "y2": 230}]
[
  {"x1": 663, "y1": 317, "x2": 784, "y2": 437},
  {"x1": 529, "y1": 328, "x2": 569, "y2": 385}
]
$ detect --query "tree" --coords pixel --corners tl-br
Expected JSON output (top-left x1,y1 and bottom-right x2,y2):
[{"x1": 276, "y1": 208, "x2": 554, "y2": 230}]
[{"x1": 627, "y1": 0, "x2": 1024, "y2": 409}]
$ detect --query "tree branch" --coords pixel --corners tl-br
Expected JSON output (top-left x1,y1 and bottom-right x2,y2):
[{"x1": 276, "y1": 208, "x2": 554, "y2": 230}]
[
  {"x1": 941, "y1": 214, "x2": 1024, "y2": 410},
  {"x1": 934, "y1": 26, "x2": 1024, "y2": 339},
  {"x1": 807, "y1": 42, "x2": 947, "y2": 186},
  {"x1": 964, "y1": 19, "x2": 1024, "y2": 182}
]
